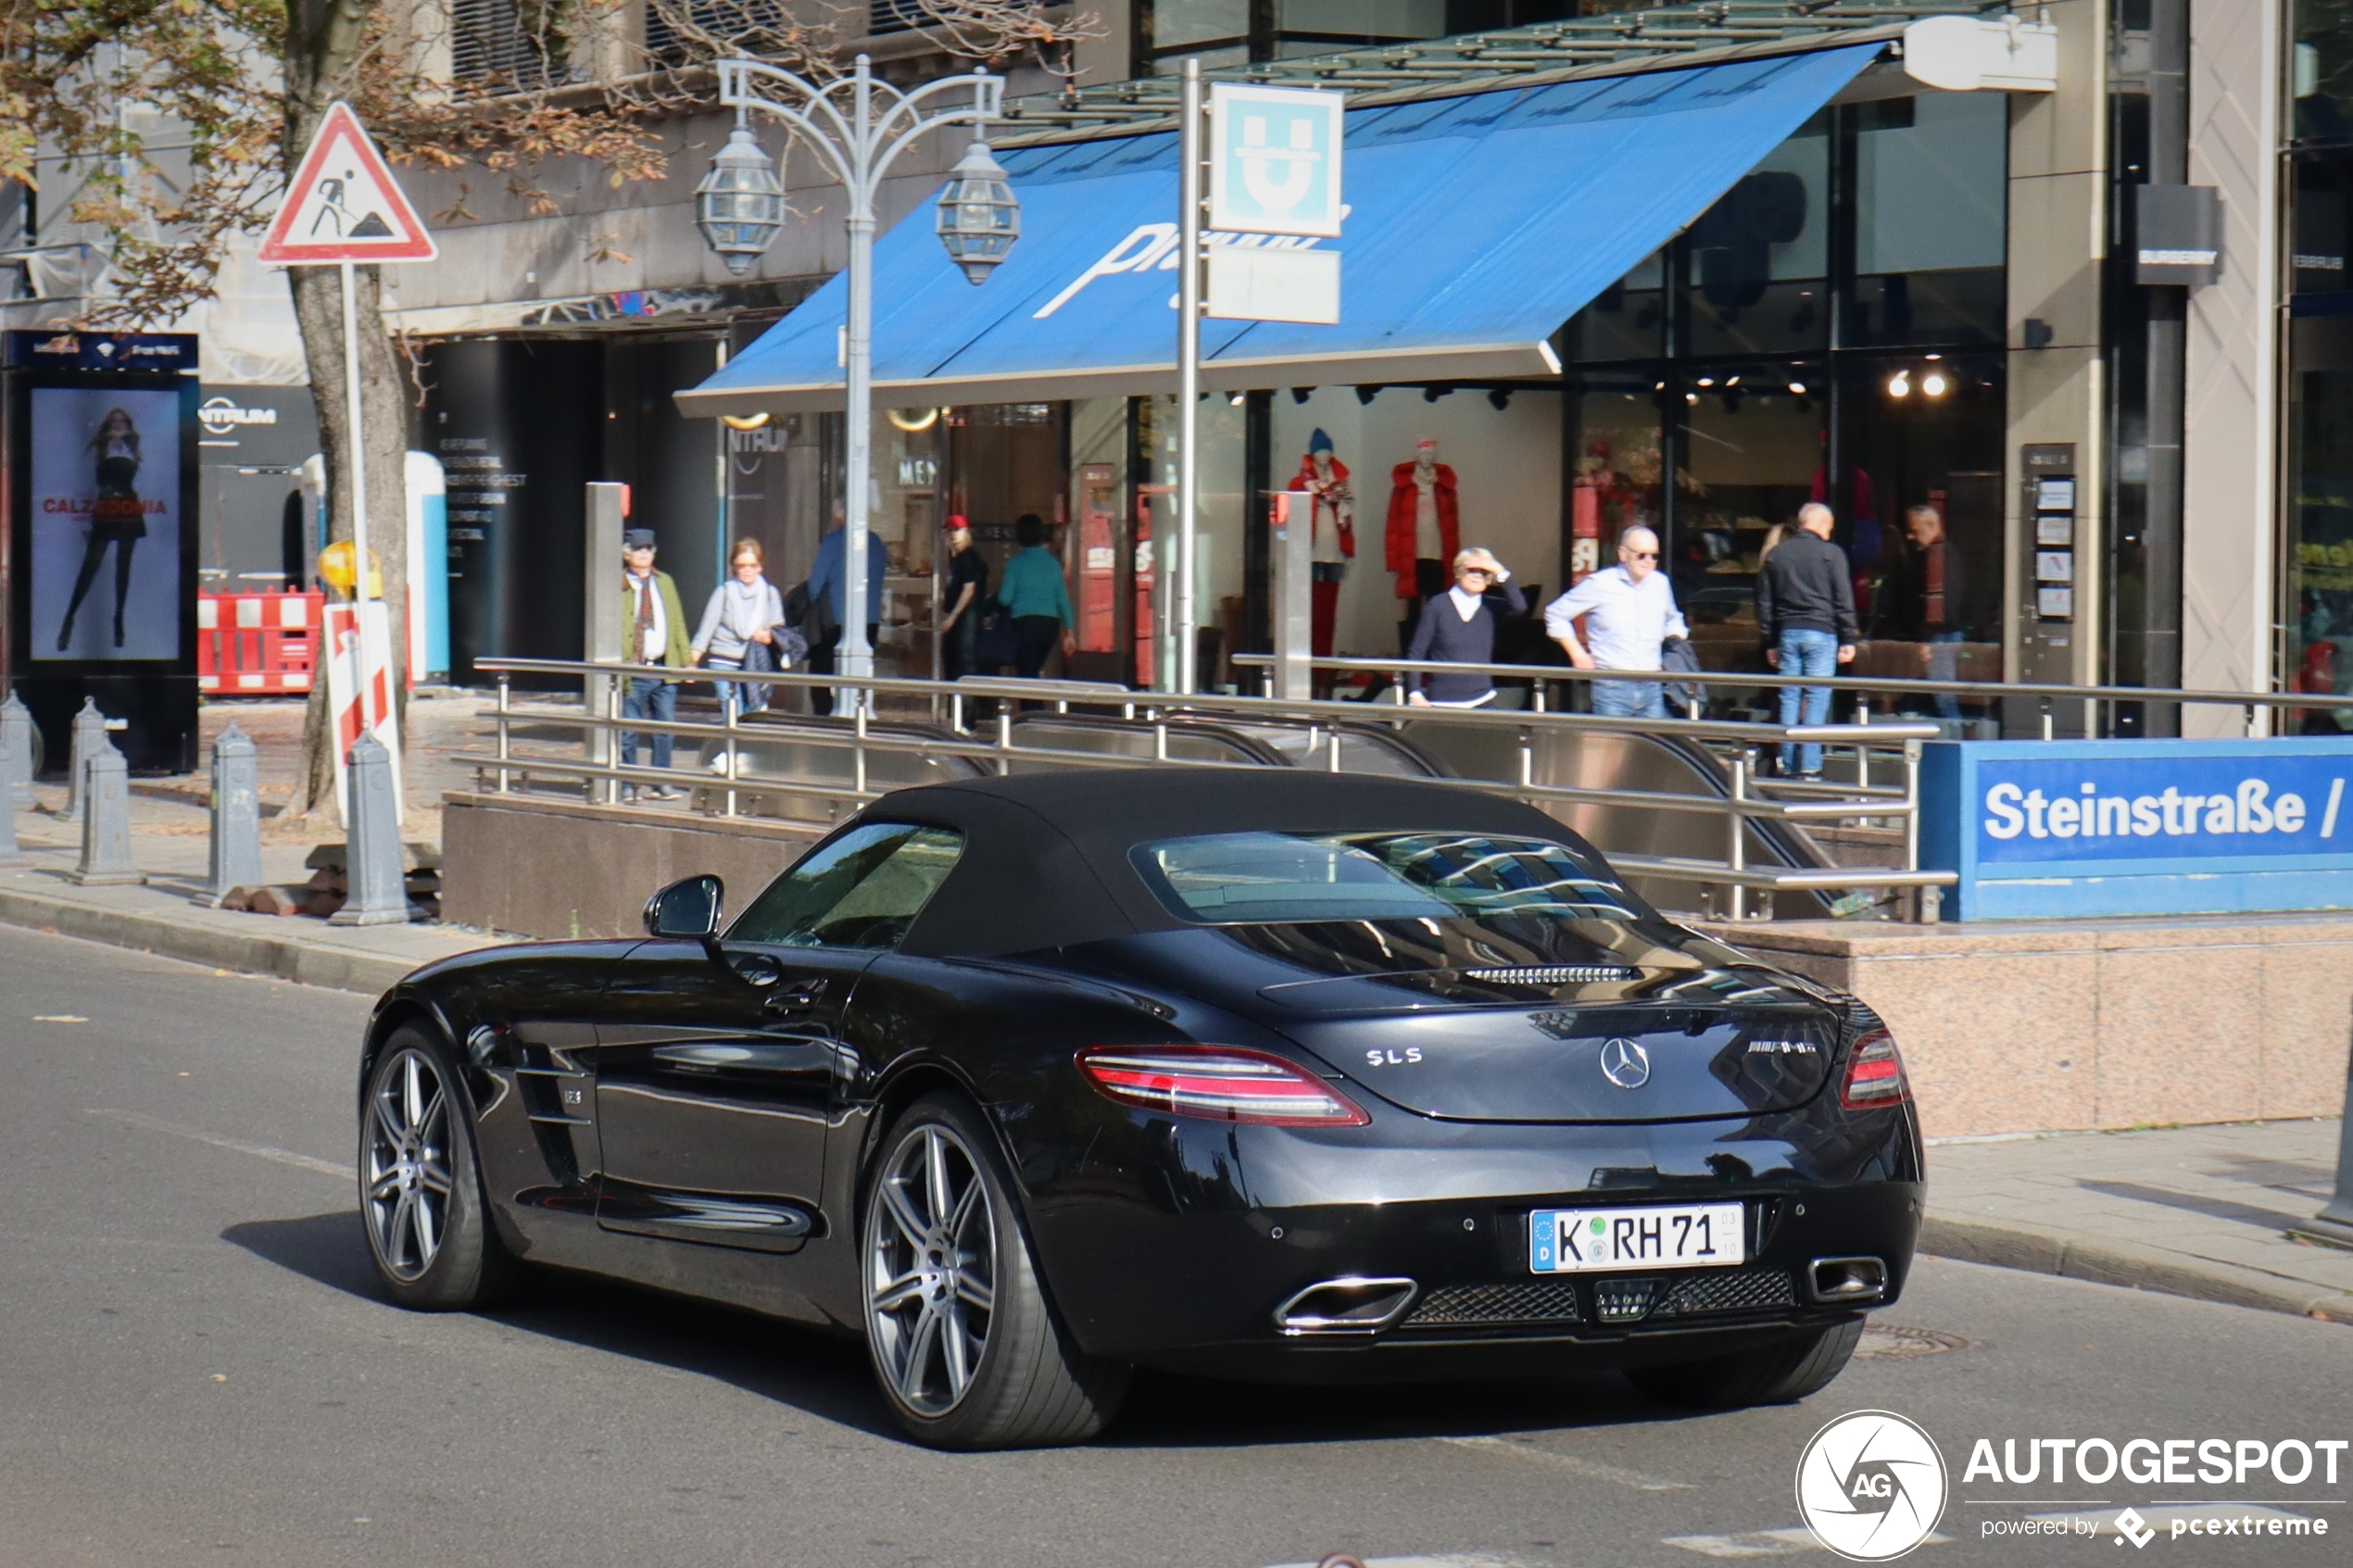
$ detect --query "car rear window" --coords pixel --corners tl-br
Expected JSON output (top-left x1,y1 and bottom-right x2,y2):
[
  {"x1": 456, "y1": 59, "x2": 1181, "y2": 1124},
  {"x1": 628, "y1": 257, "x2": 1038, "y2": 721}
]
[{"x1": 1130, "y1": 831, "x2": 1650, "y2": 927}]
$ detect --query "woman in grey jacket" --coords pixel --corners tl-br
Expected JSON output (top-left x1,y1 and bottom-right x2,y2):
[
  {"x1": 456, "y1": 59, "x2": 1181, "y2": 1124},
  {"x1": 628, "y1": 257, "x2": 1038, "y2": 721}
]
[{"x1": 691, "y1": 538, "x2": 788, "y2": 713}]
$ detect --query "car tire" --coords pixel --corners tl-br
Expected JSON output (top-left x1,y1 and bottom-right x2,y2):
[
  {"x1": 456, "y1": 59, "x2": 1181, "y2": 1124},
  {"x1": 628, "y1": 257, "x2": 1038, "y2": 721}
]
[
  {"x1": 359, "y1": 1023, "x2": 528, "y2": 1311},
  {"x1": 860, "y1": 1092, "x2": 1129, "y2": 1449},
  {"x1": 1626, "y1": 1319, "x2": 1865, "y2": 1409}
]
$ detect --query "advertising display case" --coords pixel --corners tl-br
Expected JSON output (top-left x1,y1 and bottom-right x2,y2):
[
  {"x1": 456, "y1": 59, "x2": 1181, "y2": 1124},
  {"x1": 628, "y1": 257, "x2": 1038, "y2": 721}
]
[{"x1": 2, "y1": 331, "x2": 201, "y2": 772}]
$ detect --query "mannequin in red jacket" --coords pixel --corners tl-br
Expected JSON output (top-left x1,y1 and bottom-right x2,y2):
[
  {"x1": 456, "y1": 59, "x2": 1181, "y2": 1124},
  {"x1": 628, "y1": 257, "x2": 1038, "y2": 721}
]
[
  {"x1": 1386, "y1": 438, "x2": 1459, "y2": 649},
  {"x1": 1287, "y1": 428, "x2": 1354, "y2": 658}
]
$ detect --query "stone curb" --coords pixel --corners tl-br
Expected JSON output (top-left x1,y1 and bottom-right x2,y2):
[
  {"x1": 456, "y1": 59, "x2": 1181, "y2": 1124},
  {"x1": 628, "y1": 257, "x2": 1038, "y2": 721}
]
[
  {"x1": 1921, "y1": 1213, "x2": 2353, "y2": 1324},
  {"x1": 0, "y1": 883, "x2": 422, "y2": 996}
]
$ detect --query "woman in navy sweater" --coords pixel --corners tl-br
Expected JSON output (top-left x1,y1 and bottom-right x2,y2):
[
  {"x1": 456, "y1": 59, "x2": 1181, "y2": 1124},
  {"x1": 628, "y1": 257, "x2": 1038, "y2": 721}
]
[{"x1": 1406, "y1": 547, "x2": 1524, "y2": 707}]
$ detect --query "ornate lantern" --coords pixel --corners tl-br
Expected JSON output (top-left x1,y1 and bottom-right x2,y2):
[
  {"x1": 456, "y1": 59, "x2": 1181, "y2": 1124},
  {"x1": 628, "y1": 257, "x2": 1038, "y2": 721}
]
[
  {"x1": 694, "y1": 126, "x2": 786, "y2": 275},
  {"x1": 935, "y1": 140, "x2": 1020, "y2": 285}
]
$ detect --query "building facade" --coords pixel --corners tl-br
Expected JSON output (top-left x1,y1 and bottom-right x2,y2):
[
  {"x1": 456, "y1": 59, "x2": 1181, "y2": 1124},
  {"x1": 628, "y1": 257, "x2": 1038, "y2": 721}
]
[{"x1": 0, "y1": 1, "x2": 2337, "y2": 721}]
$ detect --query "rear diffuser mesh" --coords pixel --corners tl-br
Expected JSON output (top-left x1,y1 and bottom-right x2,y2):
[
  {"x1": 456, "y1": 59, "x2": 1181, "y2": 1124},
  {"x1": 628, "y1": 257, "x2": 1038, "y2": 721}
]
[
  {"x1": 1398, "y1": 1269, "x2": 1797, "y2": 1330},
  {"x1": 1405, "y1": 1281, "x2": 1582, "y2": 1327}
]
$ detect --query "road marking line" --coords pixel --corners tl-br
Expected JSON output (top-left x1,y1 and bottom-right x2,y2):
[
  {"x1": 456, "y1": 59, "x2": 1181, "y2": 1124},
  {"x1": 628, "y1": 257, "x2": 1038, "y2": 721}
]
[
  {"x1": 1440, "y1": 1434, "x2": 1694, "y2": 1491},
  {"x1": 1663, "y1": 1527, "x2": 1952, "y2": 1558},
  {"x1": 84, "y1": 1109, "x2": 356, "y2": 1180}
]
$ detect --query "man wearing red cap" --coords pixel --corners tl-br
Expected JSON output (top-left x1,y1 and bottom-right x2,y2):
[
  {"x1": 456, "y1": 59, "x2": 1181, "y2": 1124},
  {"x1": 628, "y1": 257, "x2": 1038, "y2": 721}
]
[{"x1": 938, "y1": 514, "x2": 989, "y2": 681}]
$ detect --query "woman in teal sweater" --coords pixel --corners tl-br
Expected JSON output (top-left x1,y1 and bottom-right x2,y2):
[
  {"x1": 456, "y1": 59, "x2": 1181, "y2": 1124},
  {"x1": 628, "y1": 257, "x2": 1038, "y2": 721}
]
[{"x1": 996, "y1": 512, "x2": 1075, "y2": 677}]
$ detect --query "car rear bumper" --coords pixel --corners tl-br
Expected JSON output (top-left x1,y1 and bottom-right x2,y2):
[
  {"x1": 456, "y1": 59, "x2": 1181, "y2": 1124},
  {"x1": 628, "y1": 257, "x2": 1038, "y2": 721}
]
[{"x1": 1022, "y1": 1106, "x2": 1921, "y2": 1363}]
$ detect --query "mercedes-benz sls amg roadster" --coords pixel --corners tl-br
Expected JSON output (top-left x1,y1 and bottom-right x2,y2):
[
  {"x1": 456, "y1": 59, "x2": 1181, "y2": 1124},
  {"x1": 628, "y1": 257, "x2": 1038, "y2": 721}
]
[{"x1": 356, "y1": 771, "x2": 1920, "y2": 1449}]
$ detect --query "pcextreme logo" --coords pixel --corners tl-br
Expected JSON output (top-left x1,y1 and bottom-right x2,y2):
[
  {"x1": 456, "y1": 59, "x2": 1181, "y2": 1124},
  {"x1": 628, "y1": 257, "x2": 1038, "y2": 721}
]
[{"x1": 1795, "y1": 1411, "x2": 1950, "y2": 1561}]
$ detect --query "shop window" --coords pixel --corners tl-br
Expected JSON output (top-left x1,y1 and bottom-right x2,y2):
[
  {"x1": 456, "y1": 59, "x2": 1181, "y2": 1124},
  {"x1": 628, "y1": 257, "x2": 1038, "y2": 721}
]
[
  {"x1": 1670, "y1": 381, "x2": 1824, "y2": 675},
  {"x1": 2295, "y1": 155, "x2": 2353, "y2": 296},
  {"x1": 2296, "y1": 0, "x2": 2353, "y2": 144},
  {"x1": 1571, "y1": 249, "x2": 1667, "y2": 364},
  {"x1": 1847, "y1": 94, "x2": 2007, "y2": 348},
  {"x1": 1682, "y1": 111, "x2": 1831, "y2": 358},
  {"x1": 1840, "y1": 355, "x2": 2006, "y2": 711},
  {"x1": 2288, "y1": 355, "x2": 2353, "y2": 731}
]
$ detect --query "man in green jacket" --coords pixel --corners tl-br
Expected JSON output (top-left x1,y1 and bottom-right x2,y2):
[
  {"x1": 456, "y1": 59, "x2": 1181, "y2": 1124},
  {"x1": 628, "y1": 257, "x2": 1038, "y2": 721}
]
[
  {"x1": 997, "y1": 512, "x2": 1075, "y2": 678},
  {"x1": 620, "y1": 526, "x2": 692, "y2": 799}
]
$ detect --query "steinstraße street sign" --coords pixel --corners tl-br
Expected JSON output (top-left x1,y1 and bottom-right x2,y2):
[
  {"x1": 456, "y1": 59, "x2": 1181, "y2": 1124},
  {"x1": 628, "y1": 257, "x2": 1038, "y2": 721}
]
[
  {"x1": 1204, "y1": 82, "x2": 1342, "y2": 324},
  {"x1": 258, "y1": 102, "x2": 437, "y2": 265}
]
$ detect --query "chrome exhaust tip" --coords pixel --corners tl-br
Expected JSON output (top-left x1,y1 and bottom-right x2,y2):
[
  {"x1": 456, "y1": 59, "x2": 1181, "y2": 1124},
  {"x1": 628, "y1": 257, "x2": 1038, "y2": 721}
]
[
  {"x1": 1808, "y1": 1256, "x2": 1888, "y2": 1304},
  {"x1": 1272, "y1": 1276, "x2": 1419, "y2": 1336}
]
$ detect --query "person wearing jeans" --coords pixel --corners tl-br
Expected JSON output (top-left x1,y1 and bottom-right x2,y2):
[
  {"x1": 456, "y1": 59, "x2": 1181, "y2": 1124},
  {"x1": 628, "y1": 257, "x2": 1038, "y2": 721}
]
[
  {"x1": 1542, "y1": 524, "x2": 1686, "y2": 720},
  {"x1": 1757, "y1": 503, "x2": 1857, "y2": 778},
  {"x1": 619, "y1": 527, "x2": 692, "y2": 800}
]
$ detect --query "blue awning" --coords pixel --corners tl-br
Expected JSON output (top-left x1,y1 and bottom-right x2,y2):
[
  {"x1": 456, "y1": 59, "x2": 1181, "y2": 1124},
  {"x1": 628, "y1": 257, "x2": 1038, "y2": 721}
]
[{"x1": 678, "y1": 45, "x2": 1877, "y2": 417}]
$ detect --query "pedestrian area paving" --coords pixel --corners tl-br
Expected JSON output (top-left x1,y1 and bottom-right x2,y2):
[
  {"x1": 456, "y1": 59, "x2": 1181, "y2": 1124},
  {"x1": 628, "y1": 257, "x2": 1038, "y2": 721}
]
[{"x1": 1921, "y1": 1120, "x2": 2353, "y2": 1323}]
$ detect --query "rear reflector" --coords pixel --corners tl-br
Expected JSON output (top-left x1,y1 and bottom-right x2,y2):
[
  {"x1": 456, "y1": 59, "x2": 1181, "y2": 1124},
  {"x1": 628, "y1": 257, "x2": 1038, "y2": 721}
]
[
  {"x1": 1076, "y1": 1046, "x2": 1370, "y2": 1127},
  {"x1": 1838, "y1": 1027, "x2": 1910, "y2": 1110}
]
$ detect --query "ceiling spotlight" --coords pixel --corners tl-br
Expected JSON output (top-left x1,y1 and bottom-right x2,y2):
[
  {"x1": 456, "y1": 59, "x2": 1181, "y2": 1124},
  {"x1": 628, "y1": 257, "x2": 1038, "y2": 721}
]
[
  {"x1": 1356, "y1": 385, "x2": 1380, "y2": 405},
  {"x1": 1422, "y1": 383, "x2": 1455, "y2": 402},
  {"x1": 1787, "y1": 381, "x2": 1807, "y2": 395},
  {"x1": 1290, "y1": 387, "x2": 1313, "y2": 404},
  {"x1": 1684, "y1": 392, "x2": 1699, "y2": 406},
  {"x1": 1924, "y1": 352, "x2": 1943, "y2": 360},
  {"x1": 1697, "y1": 377, "x2": 1716, "y2": 388},
  {"x1": 1725, "y1": 375, "x2": 1741, "y2": 388},
  {"x1": 1920, "y1": 370, "x2": 1949, "y2": 397},
  {"x1": 1887, "y1": 371, "x2": 1911, "y2": 398},
  {"x1": 1227, "y1": 391, "x2": 1245, "y2": 407},
  {"x1": 1487, "y1": 388, "x2": 1512, "y2": 411},
  {"x1": 1654, "y1": 381, "x2": 1667, "y2": 392}
]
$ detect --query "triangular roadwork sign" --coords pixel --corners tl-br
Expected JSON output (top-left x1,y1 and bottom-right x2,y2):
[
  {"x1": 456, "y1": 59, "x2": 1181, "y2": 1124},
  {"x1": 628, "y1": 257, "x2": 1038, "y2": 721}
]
[{"x1": 258, "y1": 102, "x2": 437, "y2": 266}]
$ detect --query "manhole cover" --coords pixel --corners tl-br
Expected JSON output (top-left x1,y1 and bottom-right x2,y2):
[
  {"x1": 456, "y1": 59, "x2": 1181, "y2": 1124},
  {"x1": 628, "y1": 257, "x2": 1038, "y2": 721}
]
[{"x1": 1856, "y1": 1323, "x2": 1969, "y2": 1360}]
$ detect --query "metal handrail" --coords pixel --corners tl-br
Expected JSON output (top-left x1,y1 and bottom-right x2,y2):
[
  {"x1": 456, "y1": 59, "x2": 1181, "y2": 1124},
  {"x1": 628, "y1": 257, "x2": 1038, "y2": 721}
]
[
  {"x1": 461, "y1": 657, "x2": 1955, "y2": 923},
  {"x1": 1230, "y1": 651, "x2": 2353, "y2": 733}
]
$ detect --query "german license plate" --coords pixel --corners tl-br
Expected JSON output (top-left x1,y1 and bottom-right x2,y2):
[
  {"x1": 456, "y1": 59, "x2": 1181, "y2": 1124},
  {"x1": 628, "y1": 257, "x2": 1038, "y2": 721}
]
[{"x1": 1529, "y1": 1203, "x2": 1745, "y2": 1273}]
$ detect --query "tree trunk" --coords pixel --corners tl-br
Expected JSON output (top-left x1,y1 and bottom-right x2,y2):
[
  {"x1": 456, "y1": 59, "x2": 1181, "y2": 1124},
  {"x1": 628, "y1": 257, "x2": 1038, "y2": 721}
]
[{"x1": 283, "y1": 3, "x2": 414, "y2": 822}]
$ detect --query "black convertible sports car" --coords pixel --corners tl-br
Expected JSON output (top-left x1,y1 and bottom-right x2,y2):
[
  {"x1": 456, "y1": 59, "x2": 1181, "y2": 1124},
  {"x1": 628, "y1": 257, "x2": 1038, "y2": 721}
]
[{"x1": 358, "y1": 771, "x2": 1920, "y2": 1449}]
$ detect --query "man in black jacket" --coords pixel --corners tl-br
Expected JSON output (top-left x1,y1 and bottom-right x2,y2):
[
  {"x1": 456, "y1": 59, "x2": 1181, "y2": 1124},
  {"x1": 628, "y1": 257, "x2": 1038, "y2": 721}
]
[{"x1": 1757, "y1": 502, "x2": 1856, "y2": 778}]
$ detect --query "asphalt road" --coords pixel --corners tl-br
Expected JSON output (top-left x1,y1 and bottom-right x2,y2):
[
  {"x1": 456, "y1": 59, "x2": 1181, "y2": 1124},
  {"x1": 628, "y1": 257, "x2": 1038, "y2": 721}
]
[{"x1": 3, "y1": 929, "x2": 2347, "y2": 1568}]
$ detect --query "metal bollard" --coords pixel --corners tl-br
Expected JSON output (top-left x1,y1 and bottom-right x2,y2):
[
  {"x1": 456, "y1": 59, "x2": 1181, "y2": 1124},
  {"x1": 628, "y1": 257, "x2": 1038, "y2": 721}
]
[
  {"x1": 57, "y1": 698, "x2": 107, "y2": 823},
  {"x1": 68, "y1": 736, "x2": 138, "y2": 885},
  {"x1": 196, "y1": 721, "x2": 262, "y2": 908},
  {"x1": 2290, "y1": 1069, "x2": 2353, "y2": 1249},
  {"x1": 0, "y1": 689, "x2": 33, "y2": 809},
  {"x1": 0, "y1": 764, "x2": 25, "y2": 869},
  {"x1": 330, "y1": 734, "x2": 411, "y2": 926}
]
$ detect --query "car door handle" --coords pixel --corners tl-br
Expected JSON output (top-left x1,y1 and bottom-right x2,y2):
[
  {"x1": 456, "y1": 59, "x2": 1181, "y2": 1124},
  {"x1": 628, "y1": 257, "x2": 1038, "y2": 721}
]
[
  {"x1": 767, "y1": 978, "x2": 828, "y2": 1010},
  {"x1": 731, "y1": 955, "x2": 783, "y2": 987}
]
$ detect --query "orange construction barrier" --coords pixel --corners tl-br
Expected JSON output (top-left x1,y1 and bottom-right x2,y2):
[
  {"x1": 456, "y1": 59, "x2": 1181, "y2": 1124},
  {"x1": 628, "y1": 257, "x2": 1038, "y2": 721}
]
[{"x1": 197, "y1": 588, "x2": 324, "y2": 696}]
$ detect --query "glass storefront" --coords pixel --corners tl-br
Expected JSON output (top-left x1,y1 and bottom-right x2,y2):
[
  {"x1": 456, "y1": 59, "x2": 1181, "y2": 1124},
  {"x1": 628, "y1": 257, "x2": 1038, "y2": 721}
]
[
  {"x1": 2285, "y1": 0, "x2": 2353, "y2": 727},
  {"x1": 1566, "y1": 90, "x2": 2008, "y2": 721}
]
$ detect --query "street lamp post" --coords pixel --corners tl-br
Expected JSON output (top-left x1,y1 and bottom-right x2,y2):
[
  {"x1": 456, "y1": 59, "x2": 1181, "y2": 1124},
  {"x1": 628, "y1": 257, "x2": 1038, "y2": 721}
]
[{"x1": 695, "y1": 55, "x2": 1015, "y2": 707}]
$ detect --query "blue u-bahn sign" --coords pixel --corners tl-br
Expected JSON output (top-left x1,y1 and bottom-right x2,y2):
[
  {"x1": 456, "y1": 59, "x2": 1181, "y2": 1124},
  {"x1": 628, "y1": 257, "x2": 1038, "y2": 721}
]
[{"x1": 1919, "y1": 738, "x2": 2353, "y2": 919}]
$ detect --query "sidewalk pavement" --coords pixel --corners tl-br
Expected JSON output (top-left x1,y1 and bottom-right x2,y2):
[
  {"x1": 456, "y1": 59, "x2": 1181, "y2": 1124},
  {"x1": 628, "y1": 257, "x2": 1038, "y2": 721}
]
[
  {"x1": 2, "y1": 809, "x2": 503, "y2": 996},
  {"x1": 1921, "y1": 1120, "x2": 2353, "y2": 1323}
]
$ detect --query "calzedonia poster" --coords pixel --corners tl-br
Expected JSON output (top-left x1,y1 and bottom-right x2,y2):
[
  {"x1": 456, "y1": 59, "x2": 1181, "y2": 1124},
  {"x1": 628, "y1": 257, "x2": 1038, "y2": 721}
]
[{"x1": 30, "y1": 384, "x2": 183, "y2": 661}]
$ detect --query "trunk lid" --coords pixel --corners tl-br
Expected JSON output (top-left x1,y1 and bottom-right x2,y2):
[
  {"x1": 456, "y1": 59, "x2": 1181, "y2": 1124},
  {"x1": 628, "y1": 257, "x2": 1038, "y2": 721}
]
[{"x1": 1277, "y1": 999, "x2": 1840, "y2": 1123}]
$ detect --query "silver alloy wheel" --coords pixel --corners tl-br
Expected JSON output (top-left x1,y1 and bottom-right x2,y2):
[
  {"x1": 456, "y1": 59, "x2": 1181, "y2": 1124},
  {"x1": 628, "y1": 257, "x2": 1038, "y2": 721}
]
[
  {"x1": 364, "y1": 1047, "x2": 455, "y2": 1283},
  {"x1": 865, "y1": 1123, "x2": 998, "y2": 1416}
]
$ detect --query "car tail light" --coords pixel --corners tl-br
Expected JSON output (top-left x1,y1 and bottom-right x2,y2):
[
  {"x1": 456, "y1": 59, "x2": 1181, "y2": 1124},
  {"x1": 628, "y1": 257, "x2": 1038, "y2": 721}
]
[
  {"x1": 1838, "y1": 1026, "x2": 1910, "y2": 1110},
  {"x1": 1076, "y1": 1047, "x2": 1371, "y2": 1127}
]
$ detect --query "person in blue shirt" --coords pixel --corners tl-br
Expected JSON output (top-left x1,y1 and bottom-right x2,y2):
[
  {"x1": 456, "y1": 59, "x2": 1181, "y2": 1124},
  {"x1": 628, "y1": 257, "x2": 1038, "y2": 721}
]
[
  {"x1": 995, "y1": 512, "x2": 1075, "y2": 677},
  {"x1": 800, "y1": 501, "x2": 888, "y2": 714}
]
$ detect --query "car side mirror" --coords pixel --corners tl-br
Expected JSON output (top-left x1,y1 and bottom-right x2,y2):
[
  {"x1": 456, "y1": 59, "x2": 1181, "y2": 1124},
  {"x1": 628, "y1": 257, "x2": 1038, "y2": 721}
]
[{"x1": 645, "y1": 874, "x2": 724, "y2": 940}]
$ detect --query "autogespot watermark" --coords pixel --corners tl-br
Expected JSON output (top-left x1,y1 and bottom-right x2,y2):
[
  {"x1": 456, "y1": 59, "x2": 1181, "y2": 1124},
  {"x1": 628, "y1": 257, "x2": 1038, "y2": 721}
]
[{"x1": 1795, "y1": 1413, "x2": 2347, "y2": 1555}]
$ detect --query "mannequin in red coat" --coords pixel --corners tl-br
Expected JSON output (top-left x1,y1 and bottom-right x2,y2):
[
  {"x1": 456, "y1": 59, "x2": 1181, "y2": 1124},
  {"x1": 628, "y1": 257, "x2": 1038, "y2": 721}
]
[
  {"x1": 1386, "y1": 438, "x2": 1459, "y2": 649},
  {"x1": 1286, "y1": 428, "x2": 1354, "y2": 658}
]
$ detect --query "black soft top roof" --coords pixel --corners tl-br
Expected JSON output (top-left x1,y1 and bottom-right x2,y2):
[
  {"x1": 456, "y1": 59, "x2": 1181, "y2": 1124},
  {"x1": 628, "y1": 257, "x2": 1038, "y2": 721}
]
[{"x1": 875, "y1": 767, "x2": 1585, "y2": 958}]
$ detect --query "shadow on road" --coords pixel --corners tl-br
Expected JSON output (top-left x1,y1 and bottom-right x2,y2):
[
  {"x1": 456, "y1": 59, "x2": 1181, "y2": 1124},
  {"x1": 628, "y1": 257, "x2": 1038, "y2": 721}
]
[{"x1": 222, "y1": 1209, "x2": 1696, "y2": 1450}]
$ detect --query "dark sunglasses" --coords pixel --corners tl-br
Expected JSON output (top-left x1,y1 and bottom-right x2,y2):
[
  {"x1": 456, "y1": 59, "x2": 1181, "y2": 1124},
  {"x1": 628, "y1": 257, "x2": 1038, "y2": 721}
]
[{"x1": 1625, "y1": 549, "x2": 1659, "y2": 560}]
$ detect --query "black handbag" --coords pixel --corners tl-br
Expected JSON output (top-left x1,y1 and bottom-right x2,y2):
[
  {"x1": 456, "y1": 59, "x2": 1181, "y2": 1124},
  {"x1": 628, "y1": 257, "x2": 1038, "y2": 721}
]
[{"x1": 972, "y1": 596, "x2": 1017, "y2": 671}]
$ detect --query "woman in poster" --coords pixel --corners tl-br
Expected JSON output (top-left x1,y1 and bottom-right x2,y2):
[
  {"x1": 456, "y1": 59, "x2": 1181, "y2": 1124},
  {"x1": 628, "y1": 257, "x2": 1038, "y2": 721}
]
[{"x1": 58, "y1": 407, "x2": 148, "y2": 650}]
